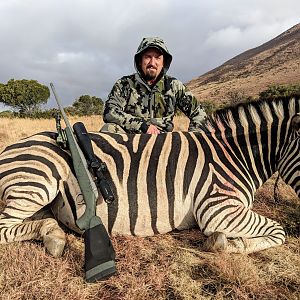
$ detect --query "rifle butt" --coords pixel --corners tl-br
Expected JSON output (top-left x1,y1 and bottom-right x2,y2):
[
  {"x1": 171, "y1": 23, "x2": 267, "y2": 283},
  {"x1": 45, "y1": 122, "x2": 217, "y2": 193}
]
[{"x1": 84, "y1": 216, "x2": 116, "y2": 282}]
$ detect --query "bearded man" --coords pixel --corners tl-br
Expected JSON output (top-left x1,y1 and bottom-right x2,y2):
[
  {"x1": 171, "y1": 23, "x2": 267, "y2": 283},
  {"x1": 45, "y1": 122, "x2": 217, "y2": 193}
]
[{"x1": 100, "y1": 37, "x2": 207, "y2": 134}]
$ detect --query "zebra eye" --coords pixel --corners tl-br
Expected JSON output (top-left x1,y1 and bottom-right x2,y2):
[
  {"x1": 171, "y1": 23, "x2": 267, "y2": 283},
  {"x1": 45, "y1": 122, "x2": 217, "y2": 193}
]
[{"x1": 291, "y1": 114, "x2": 300, "y2": 132}]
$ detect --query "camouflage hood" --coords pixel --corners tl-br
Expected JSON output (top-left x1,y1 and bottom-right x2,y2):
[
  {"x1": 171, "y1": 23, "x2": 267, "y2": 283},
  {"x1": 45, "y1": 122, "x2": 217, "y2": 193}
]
[{"x1": 134, "y1": 37, "x2": 173, "y2": 77}]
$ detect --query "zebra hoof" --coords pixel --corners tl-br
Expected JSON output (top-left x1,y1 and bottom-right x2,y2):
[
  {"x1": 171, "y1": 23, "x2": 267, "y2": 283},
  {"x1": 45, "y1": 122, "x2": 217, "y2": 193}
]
[
  {"x1": 43, "y1": 231, "x2": 66, "y2": 258},
  {"x1": 204, "y1": 232, "x2": 228, "y2": 252}
]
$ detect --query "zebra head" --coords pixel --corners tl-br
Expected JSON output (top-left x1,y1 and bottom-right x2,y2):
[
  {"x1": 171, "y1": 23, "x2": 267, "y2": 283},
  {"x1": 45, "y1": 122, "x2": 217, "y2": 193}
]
[{"x1": 277, "y1": 112, "x2": 300, "y2": 196}]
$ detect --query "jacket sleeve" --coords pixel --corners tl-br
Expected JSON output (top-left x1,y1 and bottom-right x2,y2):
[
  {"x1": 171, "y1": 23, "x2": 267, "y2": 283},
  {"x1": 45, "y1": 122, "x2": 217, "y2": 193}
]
[
  {"x1": 103, "y1": 79, "x2": 148, "y2": 133},
  {"x1": 175, "y1": 81, "x2": 207, "y2": 131}
]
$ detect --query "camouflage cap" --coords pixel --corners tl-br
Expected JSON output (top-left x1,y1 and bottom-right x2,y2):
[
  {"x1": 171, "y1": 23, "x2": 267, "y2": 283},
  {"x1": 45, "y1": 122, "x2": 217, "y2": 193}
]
[{"x1": 134, "y1": 37, "x2": 173, "y2": 75}]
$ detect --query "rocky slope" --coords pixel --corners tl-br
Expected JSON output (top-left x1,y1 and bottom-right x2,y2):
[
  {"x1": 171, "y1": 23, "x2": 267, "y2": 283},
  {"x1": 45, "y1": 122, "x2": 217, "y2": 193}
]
[{"x1": 188, "y1": 23, "x2": 300, "y2": 106}]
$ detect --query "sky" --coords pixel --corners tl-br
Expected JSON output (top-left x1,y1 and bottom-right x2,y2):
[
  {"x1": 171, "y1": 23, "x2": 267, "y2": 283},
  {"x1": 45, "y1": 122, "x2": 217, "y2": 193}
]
[{"x1": 0, "y1": 0, "x2": 299, "y2": 110}]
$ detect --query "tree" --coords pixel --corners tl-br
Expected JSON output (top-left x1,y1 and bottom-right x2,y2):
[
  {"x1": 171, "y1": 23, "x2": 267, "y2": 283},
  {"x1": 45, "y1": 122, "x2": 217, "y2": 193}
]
[
  {"x1": 0, "y1": 79, "x2": 50, "y2": 115},
  {"x1": 72, "y1": 95, "x2": 104, "y2": 116}
]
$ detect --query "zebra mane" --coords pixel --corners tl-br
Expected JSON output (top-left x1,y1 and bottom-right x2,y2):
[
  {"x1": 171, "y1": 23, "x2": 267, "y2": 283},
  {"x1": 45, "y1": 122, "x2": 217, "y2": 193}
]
[{"x1": 200, "y1": 96, "x2": 299, "y2": 135}]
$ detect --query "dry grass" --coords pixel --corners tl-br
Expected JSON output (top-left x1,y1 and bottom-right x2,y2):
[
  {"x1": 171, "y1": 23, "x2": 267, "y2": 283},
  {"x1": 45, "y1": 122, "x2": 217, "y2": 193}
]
[
  {"x1": 0, "y1": 116, "x2": 299, "y2": 300},
  {"x1": 0, "y1": 116, "x2": 104, "y2": 150}
]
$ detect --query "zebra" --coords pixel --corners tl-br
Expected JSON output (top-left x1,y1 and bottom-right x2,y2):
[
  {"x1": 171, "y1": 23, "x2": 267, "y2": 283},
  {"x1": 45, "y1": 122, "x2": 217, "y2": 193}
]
[{"x1": 0, "y1": 96, "x2": 299, "y2": 257}]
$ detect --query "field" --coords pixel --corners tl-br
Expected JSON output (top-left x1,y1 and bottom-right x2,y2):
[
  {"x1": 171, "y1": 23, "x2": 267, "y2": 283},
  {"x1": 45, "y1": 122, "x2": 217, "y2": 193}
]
[{"x1": 0, "y1": 116, "x2": 299, "y2": 300}]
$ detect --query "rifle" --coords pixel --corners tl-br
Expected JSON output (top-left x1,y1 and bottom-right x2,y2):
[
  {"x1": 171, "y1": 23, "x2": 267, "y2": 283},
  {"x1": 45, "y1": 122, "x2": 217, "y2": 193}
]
[{"x1": 50, "y1": 83, "x2": 116, "y2": 282}]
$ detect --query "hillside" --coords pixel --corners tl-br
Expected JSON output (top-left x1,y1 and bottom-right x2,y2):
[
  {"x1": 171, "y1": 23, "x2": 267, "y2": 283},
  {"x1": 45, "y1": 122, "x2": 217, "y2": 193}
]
[{"x1": 188, "y1": 23, "x2": 300, "y2": 106}]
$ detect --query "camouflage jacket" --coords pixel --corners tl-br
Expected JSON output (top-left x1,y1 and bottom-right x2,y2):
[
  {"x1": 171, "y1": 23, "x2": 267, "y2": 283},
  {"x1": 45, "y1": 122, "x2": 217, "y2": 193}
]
[{"x1": 103, "y1": 37, "x2": 207, "y2": 133}]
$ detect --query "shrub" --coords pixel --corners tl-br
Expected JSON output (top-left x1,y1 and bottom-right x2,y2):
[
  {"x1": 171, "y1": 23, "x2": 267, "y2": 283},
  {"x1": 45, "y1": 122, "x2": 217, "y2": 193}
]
[
  {"x1": 259, "y1": 84, "x2": 300, "y2": 100},
  {"x1": 0, "y1": 110, "x2": 15, "y2": 118}
]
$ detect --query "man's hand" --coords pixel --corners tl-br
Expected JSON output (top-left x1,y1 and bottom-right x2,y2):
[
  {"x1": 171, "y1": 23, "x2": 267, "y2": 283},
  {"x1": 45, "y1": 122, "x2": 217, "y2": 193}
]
[{"x1": 146, "y1": 124, "x2": 160, "y2": 134}]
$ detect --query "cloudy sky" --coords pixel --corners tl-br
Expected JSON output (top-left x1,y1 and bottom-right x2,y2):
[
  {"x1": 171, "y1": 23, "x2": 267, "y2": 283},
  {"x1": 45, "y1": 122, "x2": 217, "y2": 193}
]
[{"x1": 0, "y1": 0, "x2": 299, "y2": 109}]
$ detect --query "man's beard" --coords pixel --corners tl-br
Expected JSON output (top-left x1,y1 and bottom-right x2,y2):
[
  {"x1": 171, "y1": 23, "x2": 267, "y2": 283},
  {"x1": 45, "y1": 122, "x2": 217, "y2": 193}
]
[{"x1": 143, "y1": 67, "x2": 157, "y2": 81}]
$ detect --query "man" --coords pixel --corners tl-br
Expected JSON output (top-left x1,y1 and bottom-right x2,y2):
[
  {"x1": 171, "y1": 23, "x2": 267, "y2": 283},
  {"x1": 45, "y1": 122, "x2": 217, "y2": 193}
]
[{"x1": 100, "y1": 37, "x2": 207, "y2": 134}]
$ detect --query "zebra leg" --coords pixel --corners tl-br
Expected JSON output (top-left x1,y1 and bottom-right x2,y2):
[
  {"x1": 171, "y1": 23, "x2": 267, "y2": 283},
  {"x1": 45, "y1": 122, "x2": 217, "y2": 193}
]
[
  {"x1": 0, "y1": 199, "x2": 66, "y2": 258},
  {"x1": 28, "y1": 208, "x2": 67, "y2": 258},
  {"x1": 41, "y1": 219, "x2": 66, "y2": 258},
  {"x1": 200, "y1": 206, "x2": 286, "y2": 253}
]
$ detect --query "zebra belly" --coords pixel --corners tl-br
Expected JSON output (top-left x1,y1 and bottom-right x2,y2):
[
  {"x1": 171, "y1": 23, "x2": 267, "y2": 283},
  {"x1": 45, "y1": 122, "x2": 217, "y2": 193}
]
[{"x1": 51, "y1": 191, "x2": 197, "y2": 237}]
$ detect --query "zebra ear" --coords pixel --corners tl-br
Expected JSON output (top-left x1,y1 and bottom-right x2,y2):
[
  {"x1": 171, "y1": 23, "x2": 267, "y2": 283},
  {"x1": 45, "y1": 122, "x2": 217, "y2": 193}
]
[{"x1": 291, "y1": 114, "x2": 300, "y2": 132}]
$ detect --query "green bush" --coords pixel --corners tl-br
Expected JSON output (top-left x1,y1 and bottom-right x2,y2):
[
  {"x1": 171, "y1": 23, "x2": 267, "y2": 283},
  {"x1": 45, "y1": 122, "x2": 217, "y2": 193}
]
[
  {"x1": 0, "y1": 110, "x2": 16, "y2": 118},
  {"x1": 224, "y1": 90, "x2": 255, "y2": 107},
  {"x1": 259, "y1": 84, "x2": 300, "y2": 100},
  {"x1": 201, "y1": 100, "x2": 219, "y2": 115},
  {"x1": 72, "y1": 95, "x2": 103, "y2": 116}
]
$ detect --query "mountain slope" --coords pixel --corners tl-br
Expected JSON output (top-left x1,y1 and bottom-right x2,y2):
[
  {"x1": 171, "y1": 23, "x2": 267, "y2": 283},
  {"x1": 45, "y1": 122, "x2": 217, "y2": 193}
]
[{"x1": 187, "y1": 23, "x2": 300, "y2": 105}]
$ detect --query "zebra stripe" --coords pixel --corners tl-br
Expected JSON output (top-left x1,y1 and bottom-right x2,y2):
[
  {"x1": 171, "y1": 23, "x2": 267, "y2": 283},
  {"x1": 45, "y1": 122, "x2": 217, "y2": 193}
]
[{"x1": 0, "y1": 97, "x2": 299, "y2": 255}]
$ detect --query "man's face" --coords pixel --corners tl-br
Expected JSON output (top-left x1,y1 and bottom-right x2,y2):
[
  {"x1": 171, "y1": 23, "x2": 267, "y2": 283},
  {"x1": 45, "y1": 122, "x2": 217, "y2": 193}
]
[{"x1": 140, "y1": 48, "x2": 164, "y2": 82}]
